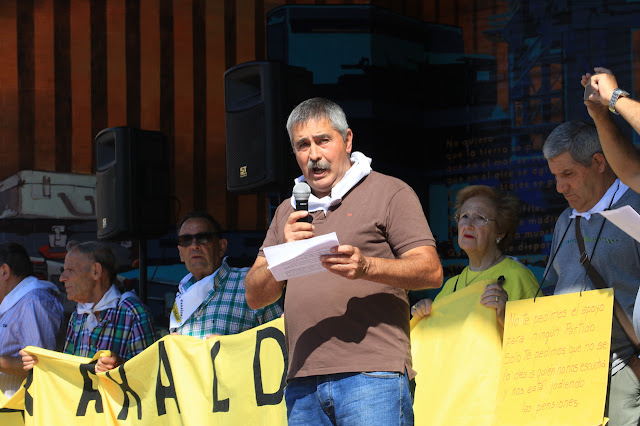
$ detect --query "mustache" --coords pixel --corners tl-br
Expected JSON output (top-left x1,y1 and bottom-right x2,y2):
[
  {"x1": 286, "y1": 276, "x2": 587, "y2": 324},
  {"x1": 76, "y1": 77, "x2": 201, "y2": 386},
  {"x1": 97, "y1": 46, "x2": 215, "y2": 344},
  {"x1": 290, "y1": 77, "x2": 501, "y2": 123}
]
[{"x1": 307, "y1": 159, "x2": 331, "y2": 172}]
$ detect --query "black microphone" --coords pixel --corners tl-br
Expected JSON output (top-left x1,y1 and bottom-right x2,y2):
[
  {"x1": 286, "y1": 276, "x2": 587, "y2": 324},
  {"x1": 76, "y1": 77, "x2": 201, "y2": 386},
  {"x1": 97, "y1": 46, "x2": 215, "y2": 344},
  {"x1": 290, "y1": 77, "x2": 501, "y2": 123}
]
[{"x1": 293, "y1": 182, "x2": 312, "y2": 223}]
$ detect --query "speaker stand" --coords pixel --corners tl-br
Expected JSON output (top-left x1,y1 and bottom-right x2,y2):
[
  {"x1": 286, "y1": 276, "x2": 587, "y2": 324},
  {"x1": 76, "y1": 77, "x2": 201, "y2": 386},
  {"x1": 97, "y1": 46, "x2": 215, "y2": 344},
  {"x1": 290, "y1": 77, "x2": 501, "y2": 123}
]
[{"x1": 138, "y1": 239, "x2": 148, "y2": 304}]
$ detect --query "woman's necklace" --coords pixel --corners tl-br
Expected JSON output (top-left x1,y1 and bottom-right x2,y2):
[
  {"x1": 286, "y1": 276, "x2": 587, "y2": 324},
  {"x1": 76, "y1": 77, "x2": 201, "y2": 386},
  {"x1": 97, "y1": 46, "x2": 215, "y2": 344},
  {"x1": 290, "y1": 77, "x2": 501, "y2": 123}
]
[{"x1": 454, "y1": 252, "x2": 504, "y2": 292}]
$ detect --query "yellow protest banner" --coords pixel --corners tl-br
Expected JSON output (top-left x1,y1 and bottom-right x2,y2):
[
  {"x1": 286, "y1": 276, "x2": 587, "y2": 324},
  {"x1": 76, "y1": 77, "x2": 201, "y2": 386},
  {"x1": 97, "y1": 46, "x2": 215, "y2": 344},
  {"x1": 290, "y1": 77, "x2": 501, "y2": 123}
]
[
  {"x1": 411, "y1": 279, "x2": 503, "y2": 425},
  {"x1": 0, "y1": 317, "x2": 288, "y2": 426},
  {"x1": 495, "y1": 289, "x2": 613, "y2": 425},
  {"x1": 0, "y1": 389, "x2": 24, "y2": 426},
  {"x1": 0, "y1": 409, "x2": 23, "y2": 425}
]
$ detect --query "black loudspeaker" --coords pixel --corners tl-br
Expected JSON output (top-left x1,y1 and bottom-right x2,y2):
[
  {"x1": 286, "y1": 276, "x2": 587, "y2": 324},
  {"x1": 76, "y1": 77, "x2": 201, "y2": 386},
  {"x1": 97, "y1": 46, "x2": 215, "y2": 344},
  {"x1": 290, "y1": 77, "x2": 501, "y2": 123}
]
[
  {"x1": 224, "y1": 61, "x2": 312, "y2": 192},
  {"x1": 95, "y1": 127, "x2": 170, "y2": 240}
]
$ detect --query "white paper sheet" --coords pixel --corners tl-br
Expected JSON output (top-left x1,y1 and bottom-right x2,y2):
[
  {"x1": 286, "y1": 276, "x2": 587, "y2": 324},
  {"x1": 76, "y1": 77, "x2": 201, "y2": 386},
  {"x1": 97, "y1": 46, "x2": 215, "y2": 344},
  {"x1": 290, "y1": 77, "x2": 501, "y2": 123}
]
[
  {"x1": 264, "y1": 232, "x2": 340, "y2": 281},
  {"x1": 599, "y1": 205, "x2": 640, "y2": 243}
]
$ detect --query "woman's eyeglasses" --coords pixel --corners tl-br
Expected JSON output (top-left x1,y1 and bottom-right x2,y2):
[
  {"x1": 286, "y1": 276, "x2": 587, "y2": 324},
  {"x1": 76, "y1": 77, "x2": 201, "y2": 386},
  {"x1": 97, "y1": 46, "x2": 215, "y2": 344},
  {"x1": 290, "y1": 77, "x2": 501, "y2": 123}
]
[
  {"x1": 177, "y1": 232, "x2": 217, "y2": 247},
  {"x1": 454, "y1": 212, "x2": 497, "y2": 227}
]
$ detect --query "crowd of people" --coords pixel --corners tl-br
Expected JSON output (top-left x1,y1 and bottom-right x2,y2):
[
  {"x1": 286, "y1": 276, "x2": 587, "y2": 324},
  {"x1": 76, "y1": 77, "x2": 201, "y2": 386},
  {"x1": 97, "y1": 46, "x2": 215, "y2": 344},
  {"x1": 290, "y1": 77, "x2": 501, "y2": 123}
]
[
  {"x1": 13, "y1": 213, "x2": 284, "y2": 377},
  {"x1": 1, "y1": 67, "x2": 639, "y2": 425}
]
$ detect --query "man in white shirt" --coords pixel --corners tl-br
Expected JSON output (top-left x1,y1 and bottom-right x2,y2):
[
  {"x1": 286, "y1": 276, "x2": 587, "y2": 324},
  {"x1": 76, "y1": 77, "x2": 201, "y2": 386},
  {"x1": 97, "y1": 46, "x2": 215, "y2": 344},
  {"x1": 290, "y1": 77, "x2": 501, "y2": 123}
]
[{"x1": 0, "y1": 242, "x2": 63, "y2": 397}]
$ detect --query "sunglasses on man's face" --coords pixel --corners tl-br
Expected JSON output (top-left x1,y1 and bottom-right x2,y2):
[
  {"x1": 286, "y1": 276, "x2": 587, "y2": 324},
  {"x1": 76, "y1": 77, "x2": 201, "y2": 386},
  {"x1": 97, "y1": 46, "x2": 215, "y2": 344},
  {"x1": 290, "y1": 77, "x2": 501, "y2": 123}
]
[{"x1": 177, "y1": 232, "x2": 217, "y2": 247}]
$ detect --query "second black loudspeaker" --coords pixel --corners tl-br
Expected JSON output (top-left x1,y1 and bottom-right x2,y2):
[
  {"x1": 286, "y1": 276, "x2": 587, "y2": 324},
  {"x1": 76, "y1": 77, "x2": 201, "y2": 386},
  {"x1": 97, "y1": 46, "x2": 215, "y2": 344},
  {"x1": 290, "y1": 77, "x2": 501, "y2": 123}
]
[
  {"x1": 224, "y1": 61, "x2": 312, "y2": 192},
  {"x1": 96, "y1": 127, "x2": 170, "y2": 240}
]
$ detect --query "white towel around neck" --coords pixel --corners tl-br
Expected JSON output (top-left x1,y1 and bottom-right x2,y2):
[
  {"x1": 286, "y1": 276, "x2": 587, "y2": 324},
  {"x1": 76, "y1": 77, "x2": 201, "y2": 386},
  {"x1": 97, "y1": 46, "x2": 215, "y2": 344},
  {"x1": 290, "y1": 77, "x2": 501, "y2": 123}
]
[
  {"x1": 290, "y1": 151, "x2": 372, "y2": 215},
  {"x1": 0, "y1": 276, "x2": 59, "y2": 315},
  {"x1": 169, "y1": 262, "x2": 223, "y2": 330},
  {"x1": 76, "y1": 284, "x2": 122, "y2": 333},
  {"x1": 570, "y1": 179, "x2": 628, "y2": 221}
]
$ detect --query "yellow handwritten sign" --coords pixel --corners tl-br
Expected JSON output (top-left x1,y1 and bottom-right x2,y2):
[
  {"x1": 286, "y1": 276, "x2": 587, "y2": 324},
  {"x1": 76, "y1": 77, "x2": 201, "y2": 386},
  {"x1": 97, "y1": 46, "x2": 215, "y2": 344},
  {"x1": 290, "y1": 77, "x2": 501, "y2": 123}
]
[
  {"x1": 0, "y1": 318, "x2": 288, "y2": 425},
  {"x1": 495, "y1": 289, "x2": 613, "y2": 425}
]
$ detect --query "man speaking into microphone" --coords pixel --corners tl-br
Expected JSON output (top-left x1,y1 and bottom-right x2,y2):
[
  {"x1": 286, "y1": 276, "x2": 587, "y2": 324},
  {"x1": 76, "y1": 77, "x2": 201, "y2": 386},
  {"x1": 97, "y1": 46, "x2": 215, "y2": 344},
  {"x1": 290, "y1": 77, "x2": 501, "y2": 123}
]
[{"x1": 245, "y1": 97, "x2": 443, "y2": 425}]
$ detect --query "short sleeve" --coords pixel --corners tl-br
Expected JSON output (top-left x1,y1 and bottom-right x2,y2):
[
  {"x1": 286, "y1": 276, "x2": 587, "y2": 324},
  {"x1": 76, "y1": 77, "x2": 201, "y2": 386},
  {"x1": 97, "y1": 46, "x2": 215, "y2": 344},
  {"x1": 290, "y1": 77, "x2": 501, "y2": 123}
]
[{"x1": 384, "y1": 185, "x2": 435, "y2": 257}]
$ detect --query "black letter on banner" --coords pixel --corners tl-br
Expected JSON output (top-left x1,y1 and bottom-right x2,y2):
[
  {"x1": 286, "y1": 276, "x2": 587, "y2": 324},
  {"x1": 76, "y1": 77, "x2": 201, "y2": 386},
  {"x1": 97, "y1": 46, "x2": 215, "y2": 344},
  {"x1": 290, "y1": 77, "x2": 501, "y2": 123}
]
[
  {"x1": 76, "y1": 363, "x2": 104, "y2": 416},
  {"x1": 23, "y1": 370, "x2": 34, "y2": 416},
  {"x1": 210, "y1": 340, "x2": 229, "y2": 412},
  {"x1": 106, "y1": 366, "x2": 142, "y2": 420},
  {"x1": 253, "y1": 327, "x2": 288, "y2": 406},
  {"x1": 156, "y1": 341, "x2": 180, "y2": 415}
]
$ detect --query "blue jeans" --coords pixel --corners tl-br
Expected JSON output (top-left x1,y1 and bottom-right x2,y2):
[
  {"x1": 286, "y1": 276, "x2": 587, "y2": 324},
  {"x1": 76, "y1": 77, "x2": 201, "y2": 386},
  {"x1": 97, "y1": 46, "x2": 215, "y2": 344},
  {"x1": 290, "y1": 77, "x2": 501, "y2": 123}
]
[{"x1": 285, "y1": 371, "x2": 414, "y2": 426}]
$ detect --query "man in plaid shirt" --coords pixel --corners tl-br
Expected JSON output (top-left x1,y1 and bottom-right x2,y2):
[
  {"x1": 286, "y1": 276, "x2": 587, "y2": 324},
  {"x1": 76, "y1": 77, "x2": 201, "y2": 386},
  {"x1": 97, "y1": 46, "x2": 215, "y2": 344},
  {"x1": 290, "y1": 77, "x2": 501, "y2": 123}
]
[
  {"x1": 169, "y1": 211, "x2": 282, "y2": 339},
  {"x1": 21, "y1": 241, "x2": 156, "y2": 372}
]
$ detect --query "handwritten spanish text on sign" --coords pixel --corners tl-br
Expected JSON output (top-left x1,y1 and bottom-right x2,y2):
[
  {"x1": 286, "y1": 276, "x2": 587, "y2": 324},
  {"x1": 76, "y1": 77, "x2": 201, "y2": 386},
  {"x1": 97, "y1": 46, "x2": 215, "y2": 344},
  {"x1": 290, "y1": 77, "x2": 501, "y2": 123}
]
[{"x1": 495, "y1": 289, "x2": 613, "y2": 425}]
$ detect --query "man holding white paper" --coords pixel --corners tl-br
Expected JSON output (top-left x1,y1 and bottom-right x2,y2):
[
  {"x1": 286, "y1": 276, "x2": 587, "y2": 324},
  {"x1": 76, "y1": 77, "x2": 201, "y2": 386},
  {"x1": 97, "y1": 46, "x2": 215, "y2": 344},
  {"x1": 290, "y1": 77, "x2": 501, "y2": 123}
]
[
  {"x1": 582, "y1": 68, "x2": 640, "y2": 421},
  {"x1": 170, "y1": 211, "x2": 282, "y2": 338},
  {"x1": 245, "y1": 97, "x2": 443, "y2": 425},
  {"x1": 543, "y1": 120, "x2": 640, "y2": 426}
]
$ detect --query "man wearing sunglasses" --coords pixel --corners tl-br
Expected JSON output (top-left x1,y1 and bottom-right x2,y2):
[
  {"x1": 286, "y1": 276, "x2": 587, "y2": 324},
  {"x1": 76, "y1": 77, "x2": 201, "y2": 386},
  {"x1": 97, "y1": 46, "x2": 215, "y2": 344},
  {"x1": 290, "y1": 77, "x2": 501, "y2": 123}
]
[{"x1": 170, "y1": 211, "x2": 282, "y2": 338}]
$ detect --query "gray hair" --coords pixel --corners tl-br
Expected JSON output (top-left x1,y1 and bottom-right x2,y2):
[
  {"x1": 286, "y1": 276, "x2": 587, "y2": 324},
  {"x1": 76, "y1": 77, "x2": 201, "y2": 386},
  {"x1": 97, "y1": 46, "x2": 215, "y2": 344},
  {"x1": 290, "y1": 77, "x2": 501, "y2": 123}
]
[
  {"x1": 542, "y1": 120, "x2": 602, "y2": 166},
  {"x1": 67, "y1": 240, "x2": 118, "y2": 284},
  {"x1": 286, "y1": 97, "x2": 349, "y2": 147},
  {"x1": 454, "y1": 185, "x2": 520, "y2": 252}
]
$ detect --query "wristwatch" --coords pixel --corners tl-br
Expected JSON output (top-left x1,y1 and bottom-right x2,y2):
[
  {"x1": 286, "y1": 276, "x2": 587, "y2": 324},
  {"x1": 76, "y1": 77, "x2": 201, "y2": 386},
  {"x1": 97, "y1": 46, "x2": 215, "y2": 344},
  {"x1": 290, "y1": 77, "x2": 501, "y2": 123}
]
[{"x1": 609, "y1": 88, "x2": 630, "y2": 115}]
